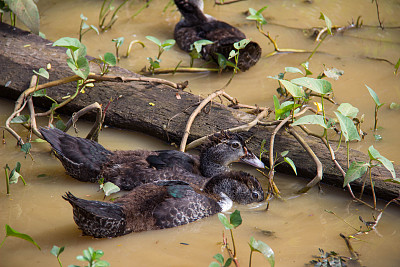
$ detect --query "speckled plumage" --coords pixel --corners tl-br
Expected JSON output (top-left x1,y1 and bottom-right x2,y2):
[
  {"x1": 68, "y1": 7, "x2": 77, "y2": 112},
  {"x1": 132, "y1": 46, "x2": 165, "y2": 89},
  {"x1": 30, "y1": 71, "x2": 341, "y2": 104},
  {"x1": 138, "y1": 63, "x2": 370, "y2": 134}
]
[
  {"x1": 39, "y1": 128, "x2": 264, "y2": 190},
  {"x1": 63, "y1": 173, "x2": 264, "y2": 238},
  {"x1": 174, "y1": 0, "x2": 262, "y2": 71}
]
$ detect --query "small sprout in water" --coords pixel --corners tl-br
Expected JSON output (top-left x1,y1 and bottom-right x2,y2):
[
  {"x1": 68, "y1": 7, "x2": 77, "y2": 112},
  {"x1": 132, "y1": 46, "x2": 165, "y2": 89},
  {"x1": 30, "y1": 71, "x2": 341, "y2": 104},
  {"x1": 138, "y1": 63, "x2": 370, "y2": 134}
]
[
  {"x1": 51, "y1": 245, "x2": 65, "y2": 267},
  {"x1": 0, "y1": 224, "x2": 41, "y2": 250},
  {"x1": 365, "y1": 84, "x2": 384, "y2": 132}
]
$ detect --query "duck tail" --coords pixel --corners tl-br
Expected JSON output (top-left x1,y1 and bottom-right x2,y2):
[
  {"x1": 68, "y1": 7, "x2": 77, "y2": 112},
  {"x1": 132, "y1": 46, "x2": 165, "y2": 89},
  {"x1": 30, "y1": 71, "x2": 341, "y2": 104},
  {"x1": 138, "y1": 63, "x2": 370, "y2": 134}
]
[
  {"x1": 62, "y1": 192, "x2": 127, "y2": 238},
  {"x1": 39, "y1": 127, "x2": 112, "y2": 182}
]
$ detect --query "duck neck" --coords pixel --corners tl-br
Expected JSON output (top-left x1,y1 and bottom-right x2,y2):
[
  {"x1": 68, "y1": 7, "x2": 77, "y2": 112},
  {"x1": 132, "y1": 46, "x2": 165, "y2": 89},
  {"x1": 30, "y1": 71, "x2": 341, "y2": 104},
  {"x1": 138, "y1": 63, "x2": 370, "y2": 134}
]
[
  {"x1": 174, "y1": 0, "x2": 208, "y2": 26},
  {"x1": 200, "y1": 149, "x2": 230, "y2": 177}
]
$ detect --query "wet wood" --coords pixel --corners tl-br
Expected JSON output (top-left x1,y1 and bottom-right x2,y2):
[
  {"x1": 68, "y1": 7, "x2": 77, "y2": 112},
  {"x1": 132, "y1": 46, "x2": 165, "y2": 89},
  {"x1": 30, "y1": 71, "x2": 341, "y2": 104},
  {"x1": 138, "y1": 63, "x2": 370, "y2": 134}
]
[{"x1": 0, "y1": 23, "x2": 399, "y2": 201}]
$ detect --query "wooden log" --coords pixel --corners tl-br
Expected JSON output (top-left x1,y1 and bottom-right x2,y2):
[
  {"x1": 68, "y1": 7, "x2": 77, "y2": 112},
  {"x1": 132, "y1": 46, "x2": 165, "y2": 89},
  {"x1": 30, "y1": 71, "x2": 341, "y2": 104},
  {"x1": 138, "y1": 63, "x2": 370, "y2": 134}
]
[{"x1": 0, "y1": 23, "x2": 398, "y2": 201}]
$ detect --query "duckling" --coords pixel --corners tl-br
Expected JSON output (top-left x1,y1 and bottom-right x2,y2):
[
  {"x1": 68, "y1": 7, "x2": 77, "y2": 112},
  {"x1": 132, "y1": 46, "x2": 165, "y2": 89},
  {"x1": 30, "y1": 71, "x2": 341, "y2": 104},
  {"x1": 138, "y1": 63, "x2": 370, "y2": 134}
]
[
  {"x1": 39, "y1": 128, "x2": 265, "y2": 190},
  {"x1": 63, "y1": 172, "x2": 264, "y2": 238},
  {"x1": 174, "y1": 0, "x2": 262, "y2": 71}
]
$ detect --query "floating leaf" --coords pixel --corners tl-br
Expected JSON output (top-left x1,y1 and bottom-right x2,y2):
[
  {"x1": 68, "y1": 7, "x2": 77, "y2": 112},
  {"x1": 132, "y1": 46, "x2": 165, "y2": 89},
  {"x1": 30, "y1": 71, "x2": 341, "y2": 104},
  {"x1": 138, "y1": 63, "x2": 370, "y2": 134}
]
[
  {"x1": 5, "y1": 224, "x2": 41, "y2": 250},
  {"x1": 285, "y1": 67, "x2": 303, "y2": 75},
  {"x1": 324, "y1": 68, "x2": 344, "y2": 80},
  {"x1": 291, "y1": 115, "x2": 328, "y2": 129},
  {"x1": 389, "y1": 102, "x2": 400, "y2": 110},
  {"x1": 337, "y1": 103, "x2": 359, "y2": 118},
  {"x1": 343, "y1": 161, "x2": 369, "y2": 187},
  {"x1": 368, "y1": 146, "x2": 397, "y2": 180},
  {"x1": 284, "y1": 157, "x2": 297, "y2": 175},
  {"x1": 365, "y1": 84, "x2": 384, "y2": 108},
  {"x1": 102, "y1": 182, "x2": 120, "y2": 196},
  {"x1": 291, "y1": 77, "x2": 332, "y2": 95},
  {"x1": 278, "y1": 79, "x2": 305, "y2": 98},
  {"x1": 249, "y1": 237, "x2": 275, "y2": 267},
  {"x1": 334, "y1": 111, "x2": 361, "y2": 142},
  {"x1": 5, "y1": 0, "x2": 40, "y2": 34}
]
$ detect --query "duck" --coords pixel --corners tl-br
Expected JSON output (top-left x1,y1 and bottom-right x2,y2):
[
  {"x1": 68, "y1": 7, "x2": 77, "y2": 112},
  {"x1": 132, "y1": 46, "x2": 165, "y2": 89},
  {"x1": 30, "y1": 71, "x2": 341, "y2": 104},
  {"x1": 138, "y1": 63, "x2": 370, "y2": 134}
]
[
  {"x1": 39, "y1": 128, "x2": 265, "y2": 190},
  {"x1": 63, "y1": 172, "x2": 264, "y2": 238},
  {"x1": 173, "y1": 0, "x2": 262, "y2": 71}
]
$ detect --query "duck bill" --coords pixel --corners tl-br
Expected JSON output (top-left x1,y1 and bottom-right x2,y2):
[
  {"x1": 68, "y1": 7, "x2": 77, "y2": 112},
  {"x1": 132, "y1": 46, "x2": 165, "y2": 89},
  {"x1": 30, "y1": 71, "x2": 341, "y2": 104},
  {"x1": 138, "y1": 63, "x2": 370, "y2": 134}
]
[{"x1": 240, "y1": 148, "x2": 265, "y2": 169}]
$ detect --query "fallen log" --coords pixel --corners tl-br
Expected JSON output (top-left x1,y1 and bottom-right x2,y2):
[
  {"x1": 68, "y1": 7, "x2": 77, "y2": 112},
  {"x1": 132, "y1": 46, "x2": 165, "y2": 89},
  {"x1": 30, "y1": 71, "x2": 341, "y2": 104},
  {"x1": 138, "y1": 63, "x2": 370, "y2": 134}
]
[{"x1": 0, "y1": 23, "x2": 398, "y2": 201}]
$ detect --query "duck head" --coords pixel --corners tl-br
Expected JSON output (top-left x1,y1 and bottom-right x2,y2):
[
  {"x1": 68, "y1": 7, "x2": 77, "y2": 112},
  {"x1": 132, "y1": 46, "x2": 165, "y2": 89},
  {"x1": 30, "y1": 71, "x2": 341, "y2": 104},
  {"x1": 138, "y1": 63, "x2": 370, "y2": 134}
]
[
  {"x1": 203, "y1": 171, "x2": 264, "y2": 205},
  {"x1": 200, "y1": 131, "x2": 265, "y2": 177}
]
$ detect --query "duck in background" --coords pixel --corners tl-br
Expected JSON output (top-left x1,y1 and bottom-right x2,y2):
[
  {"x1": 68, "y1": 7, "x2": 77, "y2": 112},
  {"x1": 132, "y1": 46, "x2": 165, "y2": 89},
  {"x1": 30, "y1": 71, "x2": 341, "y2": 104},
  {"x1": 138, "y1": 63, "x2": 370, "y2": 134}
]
[
  {"x1": 173, "y1": 0, "x2": 262, "y2": 71},
  {"x1": 40, "y1": 128, "x2": 265, "y2": 190},
  {"x1": 63, "y1": 171, "x2": 264, "y2": 238}
]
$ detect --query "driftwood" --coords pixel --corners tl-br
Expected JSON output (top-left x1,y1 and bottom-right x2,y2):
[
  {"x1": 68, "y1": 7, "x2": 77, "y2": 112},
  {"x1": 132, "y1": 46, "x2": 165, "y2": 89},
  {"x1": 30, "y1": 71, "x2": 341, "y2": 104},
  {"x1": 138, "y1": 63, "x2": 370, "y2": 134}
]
[{"x1": 0, "y1": 23, "x2": 399, "y2": 201}]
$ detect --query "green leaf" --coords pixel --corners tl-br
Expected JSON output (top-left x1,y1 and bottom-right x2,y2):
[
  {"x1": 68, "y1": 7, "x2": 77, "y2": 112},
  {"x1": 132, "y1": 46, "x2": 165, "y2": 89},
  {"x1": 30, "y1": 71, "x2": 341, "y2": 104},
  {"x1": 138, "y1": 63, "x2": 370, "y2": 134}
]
[
  {"x1": 249, "y1": 237, "x2": 275, "y2": 267},
  {"x1": 90, "y1": 25, "x2": 100, "y2": 35},
  {"x1": 291, "y1": 77, "x2": 332, "y2": 95},
  {"x1": 50, "y1": 245, "x2": 65, "y2": 257},
  {"x1": 246, "y1": 6, "x2": 267, "y2": 25},
  {"x1": 10, "y1": 114, "x2": 30, "y2": 124},
  {"x1": 191, "y1": 39, "x2": 213, "y2": 53},
  {"x1": 343, "y1": 161, "x2": 369, "y2": 187},
  {"x1": 228, "y1": 50, "x2": 237, "y2": 59},
  {"x1": 230, "y1": 210, "x2": 242, "y2": 228},
  {"x1": 319, "y1": 12, "x2": 333, "y2": 35},
  {"x1": 285, "y1": 67, "x2": 303, "y2": 75},
  {"x1": 94, "y1": 260, "x2": 109, "y2": 267},
  {"x1": 365, "y1": 84, "x2": 384, "y2": 108},
  {"x1": 209, "y1": 263, "x2": 221, "y2": 267},
  {"x1": 33, "y1": 68, "x2": 49, "y2": 79},
  {"x1": 395, "y1": 58, "x2": 400, "y2": 75},
  {"x1": 146, "y1": 36, "x2": 161, "y2": 47},
  {"x1": 284, "y1": 157, "x2": 297, "y2": 175},
  {"x1": 80, "y1": 13, "x2": 88, "y2": 21},
  {"x1": 53, "y1": 37, "x2": 82, "y2": 51},
  {"x1": 5, "y1": 0, "x2": 40, "y2": 34},
  {"x1": 102, "y1": 182, "x2": 120, "y2": 196},
  {"x1": 389, "y1": 102, "x2": 400, "y2": 110},
  {"x1": 161, "y1": 39, "x2": 176, "y2": 51},
  {"x1": 55, "y1": 120, "x2": 66, "y2": 131},
  {"x1": 5, "y1": 224, "x2": 41, "y2": 250},
  {"x1": 280, "y1": 150, "x2": 289, "y2": 157},
  {"x1": 112, "y1": 37, "x2": 124, "y2": 47},
  {"x1": 33, "y1": 89, "x2": 47, "y2": 97},
  {"x1": 104, "y1": 52, "x2": 117, "y2": 66},
  {"x1": 373, "y1": 134, "x2": 382, "y2": 141},
  {"x1": 81, "y1": 22, "x2": 89, "y2": 30},
  {"x1": 233, "y1": 39, "x2": 250, "y2": 50},
  {"x1": 368, "y1": 146, "x2": 397, "y2": 180},
  {"x1": 334, "y1": 111, "x2": 360, "y2": 142},
  {"x1": 218, "y1": 213, "x2": 233, "y2": 230},
  {"x1": 278, "y1": 79, "x2": 305, "y2": 98},
  {"x1": 301, "y1": 61, "x2": 312, "y2": 76},
  {"x1": 213, "y1": 254, "x2": 224, "y2": 264},
  {"x1": 291, "y1": 115, "x2": 328, "y2": 129},
  {"x1": 74, "y1": 57, "x2": 90, "y2": 80},
  {"x1": 224, "y1": 258, "x2": 232, "y2": 267},
  {"x1": 21, "y1": 142, "x2": 31, "y2": 156},
  {"x1": 9, "y1": 162, "x2": 22, "y2": 184},
  {"x1": 337, "y1": 103, "x2": 359, "y2": 118}
]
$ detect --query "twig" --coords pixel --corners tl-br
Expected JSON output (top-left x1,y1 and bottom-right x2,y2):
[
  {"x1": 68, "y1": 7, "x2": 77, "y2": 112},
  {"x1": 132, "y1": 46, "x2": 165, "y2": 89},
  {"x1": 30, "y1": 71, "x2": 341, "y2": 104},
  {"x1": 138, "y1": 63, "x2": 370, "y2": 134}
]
[
  {"x1": 288, "y1": 127, "x2": 323, "y2": 193},
  {"x1": 373, "y1": 0, "x2": 384, "y2": 29},
  {"x1": 139, "y1": 67, "x2": 220, "y2": 75},
  {"x1": 214, "y1": 0, "x2": 245, "y2": 5}
]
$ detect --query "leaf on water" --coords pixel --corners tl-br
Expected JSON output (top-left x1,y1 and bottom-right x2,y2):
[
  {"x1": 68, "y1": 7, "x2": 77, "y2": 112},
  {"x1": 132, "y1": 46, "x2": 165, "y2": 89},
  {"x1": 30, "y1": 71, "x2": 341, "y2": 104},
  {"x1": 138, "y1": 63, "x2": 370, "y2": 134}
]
[
  {"x1": 278, "y1": 79, "x2": 305, "y2": 98},
  {"x1": 5, "y1": 0, "x2": 40, "y2": 34},
  {"x1": 146, "y1": 36, "x2": 161, "y2": 47},
  {"x1": 373, "y1": 134, "x2": 382, "y2": 141},
  {"x1": 389, "y1": 102, "x2": 400, "y2": 110},
  {"x1": 337, "y1": 103, "x2": 359, "y2": 118},
  {"x1": 365, "y1": 84, "x2": 384, "y2": 108},
  {"x1": 249, "y1": 237, "x2": 275, "y2": 267},
  {"x1": 285, "y1": 67, "x2": 303, "y2": 75},
  {"x1": 5, "y1": 224, "x2": 41, "y2": 250},
  {"x1": 291, "y1": 77, "x2": 332, "y2": 95},
  {"x1": 323, "y1": 67, "x2": 344, "y2": 80},
  {"x1": 102, "y1": 182, "x2": 120, "y2": 196},
  {"x1": 343, "y1": 161, "x2": 369, "y2": 187},
  {"x1": 334, "y1": 111, "x2": 360, "y2": 142},
  {"x1": 230, "y1": 210, "x2": 242, "y2": 228},
  {"x1": 284, "y1": 157, "x2": 297, "y2": 175},
  {"x1": 367, "y1": 146, "x2": 397, "y2": 180},
  {"x1": 10, "y1": 114, "x2": 30, "y2": 124},
  {"x1": 319, "y1": 12, "x2": 333, "y2": 35},
  {"x1": 291, "y1": 115, "x2": 328, "y2": 129}
]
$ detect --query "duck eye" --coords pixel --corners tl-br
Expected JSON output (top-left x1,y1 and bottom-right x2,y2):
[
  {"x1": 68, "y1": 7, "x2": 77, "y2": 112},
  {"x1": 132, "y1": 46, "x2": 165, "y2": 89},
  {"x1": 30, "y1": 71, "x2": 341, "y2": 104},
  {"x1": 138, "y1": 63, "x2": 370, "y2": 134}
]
[
  {"x1": 231, "y1": 142, "x2": 240, "y2": 149},
  {"x1": 251, "y1": 192, "x2": 259, "y2": 199}
]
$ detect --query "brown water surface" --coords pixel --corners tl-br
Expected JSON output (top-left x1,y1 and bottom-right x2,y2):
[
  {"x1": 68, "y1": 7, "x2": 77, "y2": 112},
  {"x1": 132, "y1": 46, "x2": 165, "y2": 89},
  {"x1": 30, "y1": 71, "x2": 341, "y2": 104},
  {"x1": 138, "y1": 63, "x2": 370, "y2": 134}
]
[{"x1": 1, "y1": 0, "x2": 400, "y2": 266}]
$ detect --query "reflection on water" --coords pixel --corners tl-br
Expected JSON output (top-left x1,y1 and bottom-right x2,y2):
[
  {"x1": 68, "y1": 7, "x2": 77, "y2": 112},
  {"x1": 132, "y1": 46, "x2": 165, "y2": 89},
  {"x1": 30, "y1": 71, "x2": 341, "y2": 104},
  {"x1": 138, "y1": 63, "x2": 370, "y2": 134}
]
[{"x1": 1, "y1": 0, "x2": 400, "y2": 266}]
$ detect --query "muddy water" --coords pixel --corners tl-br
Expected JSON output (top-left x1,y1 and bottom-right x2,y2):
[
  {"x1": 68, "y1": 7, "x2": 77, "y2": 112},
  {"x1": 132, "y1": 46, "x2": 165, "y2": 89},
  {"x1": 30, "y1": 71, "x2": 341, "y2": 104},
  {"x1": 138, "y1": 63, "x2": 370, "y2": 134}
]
[{"x1": 1, "y1": 0, "x2": 400, "y2": 266}]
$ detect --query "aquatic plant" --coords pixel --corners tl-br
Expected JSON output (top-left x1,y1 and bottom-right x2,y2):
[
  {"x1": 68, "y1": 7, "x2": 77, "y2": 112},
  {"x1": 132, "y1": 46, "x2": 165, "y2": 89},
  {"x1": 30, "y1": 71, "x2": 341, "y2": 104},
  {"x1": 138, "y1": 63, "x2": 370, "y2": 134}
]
[
  {"x1": 3, "y1": 162, "x2": 25, "y2": 195},
  {"x1": 0, "y1": 224, "x2": 40, "y2": 250},
  {"x1": 0, "y1": 0, "x2": 40, "y2": 34},
  {"x1": 98, "y1": 0, "x2": 129, "y2": 31},
  {"x1": 51, "y1": 245, "x2": 110, "y2": 267},
  {"x1": 79, "y1": 14, "x2": 99, "y2": 42},
  {"x1": 365, "y1": 84, "x2": 384, "y2": 132},
  {"x1": 145, "y1": 36, "x2": 176, "y2": 74}
]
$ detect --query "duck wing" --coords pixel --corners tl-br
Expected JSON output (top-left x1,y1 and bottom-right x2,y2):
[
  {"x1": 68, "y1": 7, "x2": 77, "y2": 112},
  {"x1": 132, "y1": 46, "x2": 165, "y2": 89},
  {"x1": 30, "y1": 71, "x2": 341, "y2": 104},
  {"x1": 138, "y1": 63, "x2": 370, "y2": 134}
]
[
  {"x1": 40, "y1": 127, "x2": 112, "y2": 182},
  {"x1": 146, "y1": 150, "x2": 200, "y2": 174}
]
